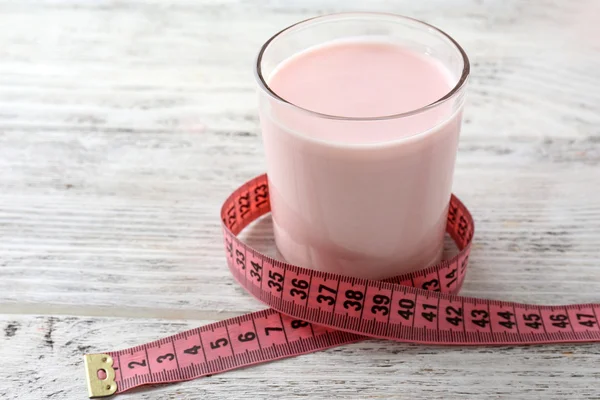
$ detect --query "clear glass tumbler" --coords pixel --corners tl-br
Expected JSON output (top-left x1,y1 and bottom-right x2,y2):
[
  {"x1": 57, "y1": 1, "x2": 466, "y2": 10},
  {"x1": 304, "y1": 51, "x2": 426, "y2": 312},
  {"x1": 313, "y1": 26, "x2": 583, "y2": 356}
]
[{"x1": 254, "y1": 12, "x2": 470, "y2": 280}]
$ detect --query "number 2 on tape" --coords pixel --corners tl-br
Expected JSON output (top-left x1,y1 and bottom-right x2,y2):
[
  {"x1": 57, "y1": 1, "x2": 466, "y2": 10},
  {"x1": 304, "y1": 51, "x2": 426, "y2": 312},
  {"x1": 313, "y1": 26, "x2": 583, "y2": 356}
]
[{"x1": 83, "y1": 174, "x2": 600, "y2": 398}]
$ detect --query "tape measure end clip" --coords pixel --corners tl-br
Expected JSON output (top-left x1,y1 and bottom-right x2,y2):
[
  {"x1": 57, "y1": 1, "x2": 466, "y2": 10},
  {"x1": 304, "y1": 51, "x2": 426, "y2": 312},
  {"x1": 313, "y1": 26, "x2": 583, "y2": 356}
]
[{"x1": 83, "y1": 353, "x2": 117, "y2": 398}]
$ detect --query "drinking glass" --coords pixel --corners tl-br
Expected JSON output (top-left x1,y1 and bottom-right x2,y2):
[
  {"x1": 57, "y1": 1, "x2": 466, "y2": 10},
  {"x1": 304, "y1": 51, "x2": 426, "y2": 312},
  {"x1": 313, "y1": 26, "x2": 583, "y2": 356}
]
[{"x1": 254, "y1": 12, "x2": 470, "y2": 279}]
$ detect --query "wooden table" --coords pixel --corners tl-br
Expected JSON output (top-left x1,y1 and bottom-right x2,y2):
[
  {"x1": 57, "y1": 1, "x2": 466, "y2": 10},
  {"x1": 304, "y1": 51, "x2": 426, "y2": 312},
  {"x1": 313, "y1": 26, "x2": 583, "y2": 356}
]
[{"x1": 1, "y1": 1, "x2": 599, "y2": 399}]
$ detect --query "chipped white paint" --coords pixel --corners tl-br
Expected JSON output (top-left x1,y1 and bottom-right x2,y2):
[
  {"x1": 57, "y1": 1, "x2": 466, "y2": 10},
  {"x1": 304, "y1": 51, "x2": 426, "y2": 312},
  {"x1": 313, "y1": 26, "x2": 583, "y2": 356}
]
[{"x1": 0, "y1": 0, "x2": 599, "y2": 399}]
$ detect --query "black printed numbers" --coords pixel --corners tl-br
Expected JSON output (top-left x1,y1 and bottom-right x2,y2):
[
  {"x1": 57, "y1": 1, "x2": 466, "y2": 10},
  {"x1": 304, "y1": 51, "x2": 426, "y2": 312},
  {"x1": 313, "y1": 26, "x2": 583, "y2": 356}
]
[
  {"x1": 445, "y1": 306, "x2": 463, "y2": 326},
  {"x1": 210, "y1": 338, "x2": 229, "y2": 349},
  {"x1": 445, "y1": 268, "x2": 458, "y2": 288},
  {"x1": 238, "y1": 193, "x2": 251, "y2": 218},
  {"x1": 577, "y1": 313, "x2": 597, "y2": 328},
  {"x1": 264, "y1": 327, "x2": 283, "y2": 336},
  {"x1": 268, "y1": 270, "x2": 284, "y2": 292},
  {"x1": 156, "y1": 353, "x2": 175, "y2": 364},
  {"x1": 421, "y1": 303, "x2": 438, "y2": 322},
  {"x1": 225, "y1": 239, "x2": 232, "y2": 258},
  {"x1": 471, "y1": 309, "x2": 490, "y2": 328},
  {"x1": 343, "y1": 290, "x2": 364, "y2": 312},
  {"x1": 447, "y1": 203, "x2": 458, "y2": 225},
  {"x1": 457, "y1": 215, "x2": 468, "y2": 241},
  {"x1": 235, "y1": 250, "x2": 245, "y2": 270},
  {"x1": 422, "y1": 279, "x2": 440, "y2": 292},
  {"x1": 291, "y1": 278, "x2": 308, "y2": 289},
  {"x1": 317, "y1": 284, "x2": 337, "y2": 306},
  {"x1": 523, "y1": 313, "x2": 542, "y2": 330},
  {"x1": 550, "y1": 314, "x2": 570, "y2": 329},
  {"x1": 250, "y1": 261, "x2": 262, "y2": 281},
  {"x1": 290, "y1": 278, "x2": 309, "y2": 300},
  {"x1": 316, "y1": 295, "x2": 335, "y2": 306},
  {"x1": 460, "y1": 256, "x2": 469, "y2": 275},
  {"x1": 238, "y1": 332, "x2": 256, "y2": 342},
  {"x1": 397, "y1": 298, "x2": 415, "y2": 320},
  {"x1": 497, "y1": 311, "x2": 516, "y2": 329},
  {"x1": 371, "y1": 294, "x2": 390, "y2": 316},
  {"x1": 226, "y1": 204, "x2": 236, "y2": 227},
  {"x1": 255, "y1": 184, "x2": 268, "y2": 207},
  {"x1": 291, "y1": 320, "x2": 309, "y2": 329},
  {"x1": 128, "y1": 360, "x2": 147, "y2": 369},
  {"x1": 183, "y1": 345, "x2": 202, "y2": 355}
]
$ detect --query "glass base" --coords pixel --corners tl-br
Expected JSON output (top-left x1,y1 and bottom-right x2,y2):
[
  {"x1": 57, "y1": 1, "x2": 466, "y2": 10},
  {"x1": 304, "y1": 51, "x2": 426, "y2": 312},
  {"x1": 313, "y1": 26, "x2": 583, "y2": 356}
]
[{"x1": 273, "y1": 217, "x2": 445, "y2": 280}]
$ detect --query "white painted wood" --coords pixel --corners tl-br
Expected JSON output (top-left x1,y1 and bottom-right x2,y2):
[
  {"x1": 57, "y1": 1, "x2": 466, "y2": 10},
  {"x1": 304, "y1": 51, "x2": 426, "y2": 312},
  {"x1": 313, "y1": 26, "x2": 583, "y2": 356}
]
[
  {"x1": 2, "y1": 315, "x2": 600, "y2": 399},
  {"x1": 0, "y1": 0, "x2": 599, "y2": 398}
]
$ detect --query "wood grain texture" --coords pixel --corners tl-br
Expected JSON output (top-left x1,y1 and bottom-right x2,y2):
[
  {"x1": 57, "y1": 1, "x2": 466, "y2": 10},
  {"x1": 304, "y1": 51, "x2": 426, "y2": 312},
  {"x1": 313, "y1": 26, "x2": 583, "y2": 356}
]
[{"x1": 0, "y1": 0, "x2": 599, "y2": 398}]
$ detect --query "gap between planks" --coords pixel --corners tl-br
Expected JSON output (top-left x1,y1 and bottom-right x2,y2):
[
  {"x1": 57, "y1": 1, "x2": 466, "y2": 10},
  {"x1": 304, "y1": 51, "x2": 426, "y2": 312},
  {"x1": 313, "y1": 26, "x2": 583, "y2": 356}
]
[{"x1": 0, "y1": 302, "x2": 244, "y2": 321}]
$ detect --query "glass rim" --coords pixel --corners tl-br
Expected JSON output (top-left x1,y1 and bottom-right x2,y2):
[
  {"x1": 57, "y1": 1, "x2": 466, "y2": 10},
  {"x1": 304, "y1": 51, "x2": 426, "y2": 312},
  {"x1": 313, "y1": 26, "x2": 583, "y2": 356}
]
[{"x1": 254, "y1": 12, "x2": 470, "y2": 122}]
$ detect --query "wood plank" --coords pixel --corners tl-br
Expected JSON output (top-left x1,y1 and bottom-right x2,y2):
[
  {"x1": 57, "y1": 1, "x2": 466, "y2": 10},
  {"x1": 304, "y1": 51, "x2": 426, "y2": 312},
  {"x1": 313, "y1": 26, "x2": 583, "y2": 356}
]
[{"x1": 2, "y1": 315, "x2": 600, "y2": 399}]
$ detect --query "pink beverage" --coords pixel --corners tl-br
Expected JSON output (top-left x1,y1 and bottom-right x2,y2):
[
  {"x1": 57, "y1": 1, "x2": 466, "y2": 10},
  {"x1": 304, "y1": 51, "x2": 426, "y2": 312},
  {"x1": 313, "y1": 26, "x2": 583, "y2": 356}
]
[{"x1": 255, "y1": 13, "x2": 469, "y2": 280}]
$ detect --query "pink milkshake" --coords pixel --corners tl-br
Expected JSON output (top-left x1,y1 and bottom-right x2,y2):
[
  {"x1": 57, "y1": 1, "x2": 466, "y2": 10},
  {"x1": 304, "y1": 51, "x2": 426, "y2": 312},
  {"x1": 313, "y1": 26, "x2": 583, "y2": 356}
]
[{"x1": 255, "y1": 13, "x2": 469, "y2": 279}]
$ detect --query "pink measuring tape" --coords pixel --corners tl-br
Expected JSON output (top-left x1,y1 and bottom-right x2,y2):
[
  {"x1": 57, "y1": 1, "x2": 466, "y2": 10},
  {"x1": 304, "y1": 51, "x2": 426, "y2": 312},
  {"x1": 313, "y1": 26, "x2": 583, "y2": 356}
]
[{"x1": 83, "y1": 174, "x2": 600, "y2": 398}]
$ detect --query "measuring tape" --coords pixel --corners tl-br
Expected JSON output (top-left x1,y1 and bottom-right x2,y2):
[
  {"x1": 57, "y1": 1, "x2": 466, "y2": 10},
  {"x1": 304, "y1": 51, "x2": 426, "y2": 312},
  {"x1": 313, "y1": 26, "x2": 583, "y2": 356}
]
[{"x1": 83, "y1": 174, "x2": 600, "y2": 398}]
